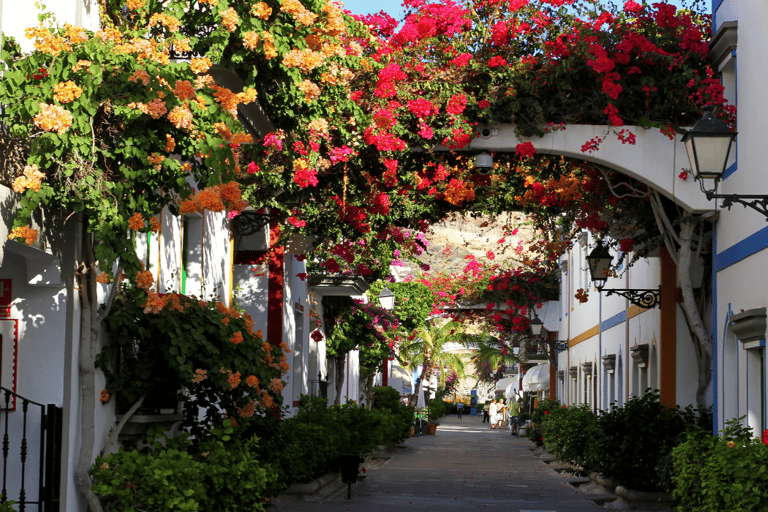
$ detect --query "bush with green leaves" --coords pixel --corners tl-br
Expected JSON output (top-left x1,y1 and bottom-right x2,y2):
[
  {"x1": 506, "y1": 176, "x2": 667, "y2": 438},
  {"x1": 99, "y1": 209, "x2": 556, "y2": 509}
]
[
  {"x1": 91, "y1": 433, "x2": 206, "y2": 511},
  {"x1": 427, "y1": 398, "x2": 449, "y2": 422},
  {"x1": 593, "y1": 391, "x2": 705, "y2": 491},
  {"x1": 91, "y1": 422, "x2": 272, "y2": 512},
  {"x1": 672, "y1": 417, "x2": 768, "y2": 511},
  {"x1": 0, "y1": 498, "x2": 16, "y2": 512},
  {"x1": 540, "y1": 404, "x2": 598, "y2": 475},
  {"x1": 528, "y1": 398, "x2": 561, "y2": 447},
  {"x1": 372, "y1": 386, "x2": 414, "y2": 444},
  {"x1": 292, "y1": 396, "x2": 387, "y2": 455}
]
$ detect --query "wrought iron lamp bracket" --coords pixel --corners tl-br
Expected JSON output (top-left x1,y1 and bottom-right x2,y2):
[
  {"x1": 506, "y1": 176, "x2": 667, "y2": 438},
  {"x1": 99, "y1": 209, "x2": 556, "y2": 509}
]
[
  {"x1": 597, "y1": 285, "x2": 661, "y2": 309},
  {"x1": 705, "y1": 191, "x2": 768, "y2": 220},
  {"x1": 232, "y1": 211, "x2": 271, "y2": 236}
]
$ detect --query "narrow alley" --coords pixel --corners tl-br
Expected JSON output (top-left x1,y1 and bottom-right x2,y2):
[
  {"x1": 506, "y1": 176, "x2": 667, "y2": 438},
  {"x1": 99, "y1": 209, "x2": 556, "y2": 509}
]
[{"x1": 270, "y1": 414, "x2": 664, "y2": 512}]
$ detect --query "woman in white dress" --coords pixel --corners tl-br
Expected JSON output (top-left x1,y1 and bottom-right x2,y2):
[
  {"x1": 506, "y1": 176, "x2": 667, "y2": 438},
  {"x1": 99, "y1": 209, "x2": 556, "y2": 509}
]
[{"x1": 489, "y1": 399, "x2": 499, "y2": 429}]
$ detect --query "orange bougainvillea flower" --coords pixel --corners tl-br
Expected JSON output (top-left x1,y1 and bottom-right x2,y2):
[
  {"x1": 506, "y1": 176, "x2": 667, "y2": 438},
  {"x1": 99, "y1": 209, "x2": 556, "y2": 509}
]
[
  {"x1": 96, "y1": 272, "x2": 111, "y2": 284},
  {"x1": 136, "y1": 270, "x2": 154, "y2": 290},
  {"x1": 238, "y1": 399, "x2": 256, "y2": 418},
  {"x1": 8, "y1": 226, "x2": 39, "y2": 245},
  {"x1": 246, "y1": 375, "x2": 259, "y2": 388},
  {"x1": 167, "y1": 104, "x2": 194, "y2": 130},
  {"x1": 12, "y1": 164, "x2": 46, "y2": 193},
  {"x1": 227, "y1": 370, "x2": 241, "y2": 389},
  {"x1": 53, "y1": 80, "x2": 83, "y2": 103},
  {"x1": 142, "y1": 290, "x2": 164, "y2": 313},
  {"x1": 191, "y1": 368, "x2": 208, "y2": 384},
  {"x1": 128, "y1": 212, "x2": 144, "y2": 231},
  {"x1": 259, "y1": 390, "x2": 274, "y2": 408},
  {"x1": 100, "y1": 389, "x2": 109, "y2": 403},
  {"x1": 149, "y1": 216, "x2": 161, "y2": 233},
  {"x1": 269, "y1": 378, "x2": 284, "y2": 394},
  {"x1": 190, "y1": 57, "x2": 212, "y2": 74},
  {"x1": 229, "y1": 331, "x2": 244, "y2": 345},
  {"x1": 33, "y1": 103, "x2": 73, "y2": 133}
]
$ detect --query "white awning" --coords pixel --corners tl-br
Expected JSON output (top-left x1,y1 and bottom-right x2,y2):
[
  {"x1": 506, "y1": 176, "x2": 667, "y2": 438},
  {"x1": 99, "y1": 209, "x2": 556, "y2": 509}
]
[
  {"x1": 495, "y1": 377, "x2": 517, "y2": 391},
  {"x1": 522, "y1": 363, "x2": 550, "y2": 392},
  {"x1": 504, "y1": 381, "x2": 520, "y2": 399}
]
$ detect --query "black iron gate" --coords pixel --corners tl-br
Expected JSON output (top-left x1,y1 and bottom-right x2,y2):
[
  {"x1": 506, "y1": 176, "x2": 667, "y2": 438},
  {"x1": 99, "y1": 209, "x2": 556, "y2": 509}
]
[{"x1": 0, "y1": 387, "x2": 62, "y2": 512}]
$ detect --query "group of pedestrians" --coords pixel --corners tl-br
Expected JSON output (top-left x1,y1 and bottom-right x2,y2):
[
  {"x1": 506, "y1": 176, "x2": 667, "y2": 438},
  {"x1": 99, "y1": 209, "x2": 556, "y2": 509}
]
[{"x1": 481, "y1": 397, "x2": 522, "y2": 436}]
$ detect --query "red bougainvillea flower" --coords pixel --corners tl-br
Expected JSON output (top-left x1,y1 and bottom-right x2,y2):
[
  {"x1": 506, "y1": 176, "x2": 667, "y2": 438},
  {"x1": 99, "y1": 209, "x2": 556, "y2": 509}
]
[
  {"x1": 311, "y1": 330, "x2": 324, "y2": 342},
  {"x1": 516, "y1": 141, "x2": 536, "y2": 158},
  {"x1": 619, "y1": 238, "x2": 634, "y2": 252},
  {"x1": 762, "y1": 428, "x2": 768, "y2": 445}
]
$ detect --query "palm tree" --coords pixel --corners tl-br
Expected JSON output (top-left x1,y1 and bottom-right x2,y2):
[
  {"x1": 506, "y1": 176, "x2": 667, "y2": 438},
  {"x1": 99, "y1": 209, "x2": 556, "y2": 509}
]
[
  {"x1": 398, "y1": 319, "x2": 467, "y2": 404},
  {"x1": 468, "y1": 332, "x2": 521, "y2": 384}
]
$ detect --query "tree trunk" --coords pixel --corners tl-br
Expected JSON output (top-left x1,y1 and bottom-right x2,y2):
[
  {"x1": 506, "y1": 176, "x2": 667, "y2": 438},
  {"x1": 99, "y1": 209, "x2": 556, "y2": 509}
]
[
  {"x1": 363, "y1": 373, "x2": 375, "y2": 409},
  {"x1": 677, "y1": 219, "x2": 713, "y2": 409},
  {"x1": 74, "y1": 230, "x2": 121, "y2": 512},
  {"x1": 74, "y1": 259, "x2": 105, "y2": 512}
]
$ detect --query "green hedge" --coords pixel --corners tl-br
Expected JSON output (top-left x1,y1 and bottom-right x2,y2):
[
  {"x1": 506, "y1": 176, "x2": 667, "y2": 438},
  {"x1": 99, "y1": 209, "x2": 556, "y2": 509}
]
[
  {"x1": 92, "y1": 392, "x2": 415, "y2": 510},
  {"x1": 530, "y1": 392, "x2": 710, "y2": 492},
  {"x1": 672, "y1": 417, "x2": 768, "y2": 511},
  {"x1": 540, "y1": 403, "x2": 598, "y2": 475}
]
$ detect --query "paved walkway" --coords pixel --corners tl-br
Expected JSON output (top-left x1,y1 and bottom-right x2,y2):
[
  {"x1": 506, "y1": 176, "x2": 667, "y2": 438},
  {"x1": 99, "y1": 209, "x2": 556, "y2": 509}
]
[{"x1": 269, "y1": 414, "x2": 652, "y2": 512}]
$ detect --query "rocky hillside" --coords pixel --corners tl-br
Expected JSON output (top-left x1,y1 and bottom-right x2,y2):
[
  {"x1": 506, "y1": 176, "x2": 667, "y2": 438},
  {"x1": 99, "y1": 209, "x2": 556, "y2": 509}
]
[{"x1": 409, "y1": 211, "x2": 536, "y2": 277}]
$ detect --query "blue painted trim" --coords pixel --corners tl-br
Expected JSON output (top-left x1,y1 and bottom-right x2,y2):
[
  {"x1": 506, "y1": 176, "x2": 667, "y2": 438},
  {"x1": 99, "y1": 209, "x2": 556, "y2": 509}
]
[
  {"x1": 712, "y1": 0, "x2": 723, "y2": 27},
  {"x1": 714, "y1": 225, "x2": 768, "y2": 273},
  {"x1": 722, "y1": 160, "x2": 737, "y2": 181},
  {"x1": 600, "y1": 310, "x2": 627, "y2": 332}
]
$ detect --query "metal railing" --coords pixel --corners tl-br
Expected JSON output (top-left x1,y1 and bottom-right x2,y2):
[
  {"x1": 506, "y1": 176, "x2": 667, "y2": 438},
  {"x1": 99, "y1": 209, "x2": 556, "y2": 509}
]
[{"x1": 0, "y1": 387, "x2": 62, "y2": 512}]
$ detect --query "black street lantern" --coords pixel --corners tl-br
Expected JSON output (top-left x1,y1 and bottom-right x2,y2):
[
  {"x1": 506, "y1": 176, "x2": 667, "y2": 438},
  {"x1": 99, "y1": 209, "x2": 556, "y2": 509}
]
[
  {"x1": 378, "y1": 286, "x2": 396, "y2": 311},
  {"x1": 586, "y1": 240, "x2": 661, "y2": 309},
  {"x1": 530, "y1": 313, "x2": 544, "y2": 337},
  {"x1": 684, "y1": 109, "x2": 768, "y2": 220},
  {"x1": 586, "y1": 241, "x2": 613, "y2": 289},
  {"x1": 682, "y1": 107, "x2": 736, "y2": 182}
]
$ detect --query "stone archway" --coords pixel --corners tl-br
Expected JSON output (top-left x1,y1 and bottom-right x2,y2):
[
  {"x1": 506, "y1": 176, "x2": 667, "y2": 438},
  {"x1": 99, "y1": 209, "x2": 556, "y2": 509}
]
[{"x1": 468, "y1": 124, "x2": 711, "y2": 214}]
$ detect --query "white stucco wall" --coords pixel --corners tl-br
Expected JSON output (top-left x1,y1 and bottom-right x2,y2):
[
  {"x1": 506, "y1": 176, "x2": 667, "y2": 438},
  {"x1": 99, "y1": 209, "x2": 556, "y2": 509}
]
[{"x1": 711, "y1": 0, "x2": 768, "y2": 435}]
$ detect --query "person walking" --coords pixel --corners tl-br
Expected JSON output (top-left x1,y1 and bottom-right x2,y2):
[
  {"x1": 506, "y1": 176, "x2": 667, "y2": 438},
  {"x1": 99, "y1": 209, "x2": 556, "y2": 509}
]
[
  {"x1": 496, "y1": 398, "x2": 506, "y2": 430},
  {"x1": 488, "y1": 399, "x2": 499, "y2": 429},
  {"x1": 457, "y1": 401, "x2": 464, "y2": 419},
  {"x1": 509, "y1": 397, "x2": 522, "y2": 436},
  {"x1": 482, "y1": 402, "x2": 490, "y2": 423}
]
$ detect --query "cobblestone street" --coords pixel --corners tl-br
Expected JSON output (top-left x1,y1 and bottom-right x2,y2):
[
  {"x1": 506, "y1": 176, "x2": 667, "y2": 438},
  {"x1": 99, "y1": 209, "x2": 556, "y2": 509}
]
[{"x1": 270, "y1": 414, "x2": 659, "y2": 512}]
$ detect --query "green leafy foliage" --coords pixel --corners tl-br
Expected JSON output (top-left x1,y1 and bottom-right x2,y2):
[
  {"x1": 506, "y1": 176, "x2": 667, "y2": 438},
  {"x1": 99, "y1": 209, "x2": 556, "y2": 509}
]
[
  {"x1": 592, "y1": 391, "x2": 706, "y2": 491},
  {"x1": 540, "y1": 404, "x2": 598, "y2": 476},
  {"x1": 372, "y1": 386, "x2": 415, "y2": 444},
  {"x1": 99, "y1": 289, "x2": 284, "y2": 438},
  {"x1": 90, "y1": 426, "x2": 271, "y2": 512},
  {"x1": 672, "y1": 417, "x2": 768, "y2": 511}
]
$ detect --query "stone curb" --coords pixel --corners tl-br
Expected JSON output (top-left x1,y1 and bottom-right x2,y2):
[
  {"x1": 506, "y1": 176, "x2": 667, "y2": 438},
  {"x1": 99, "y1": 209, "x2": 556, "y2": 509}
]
[
  {"x1": 282, "y1": 472, "x2": 340, "y2": 495},
  {"x1": 615, "y1": 485, "x2": 673, "y2": 503}
]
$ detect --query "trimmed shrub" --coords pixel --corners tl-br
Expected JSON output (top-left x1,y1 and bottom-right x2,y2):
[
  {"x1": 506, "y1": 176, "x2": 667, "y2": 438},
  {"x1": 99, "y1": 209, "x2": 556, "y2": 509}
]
[
  {"x1": 540, "y1": 404, "x2": 598, "y2": 475},
  {"x1": 672, "y1": 417, "x2": 768, "y2": 511},
  {"x1": 593, "y1": 391, "x2": 703, "y2": 491}
]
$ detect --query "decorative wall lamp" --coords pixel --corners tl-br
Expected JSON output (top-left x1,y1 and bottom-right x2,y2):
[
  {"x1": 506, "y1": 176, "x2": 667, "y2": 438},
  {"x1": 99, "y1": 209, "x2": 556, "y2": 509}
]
[
  {"x1": 529, "y1": 312, "x2": 567, "y2": 351},
  {"x1": 682, "y1": 108, "x2": 768, "y2": 218},
  {"x1": 586, "y1": 241, "x2": 661, "y2": 309}
]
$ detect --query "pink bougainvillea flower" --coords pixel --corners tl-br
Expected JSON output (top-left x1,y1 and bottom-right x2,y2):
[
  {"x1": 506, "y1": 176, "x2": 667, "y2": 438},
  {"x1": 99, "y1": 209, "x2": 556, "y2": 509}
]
[{"x1": 288, "y1": 216, "x2": 306, "y2": 227}]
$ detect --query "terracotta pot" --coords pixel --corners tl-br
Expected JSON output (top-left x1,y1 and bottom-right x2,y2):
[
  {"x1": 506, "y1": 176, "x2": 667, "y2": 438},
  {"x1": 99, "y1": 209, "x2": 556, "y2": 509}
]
[{"x1": 427, "y1": 423, "x2": 437, "y2": 435}]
